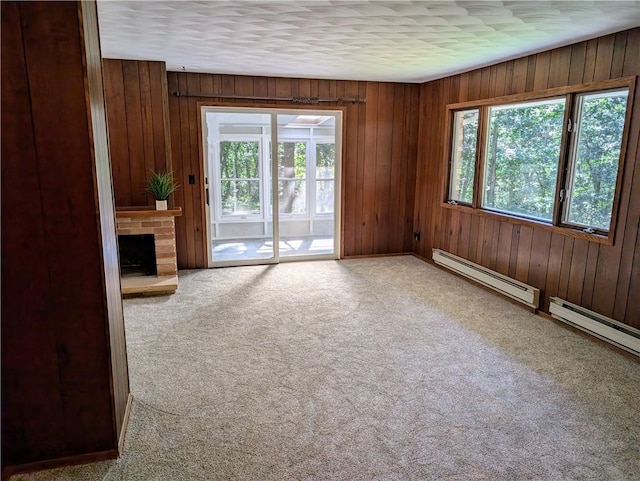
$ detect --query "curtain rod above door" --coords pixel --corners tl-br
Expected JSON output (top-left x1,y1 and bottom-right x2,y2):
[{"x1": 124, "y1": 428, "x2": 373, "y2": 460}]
[{"x1": 172, "y1": 91, "x2": 366, "y2": 104}]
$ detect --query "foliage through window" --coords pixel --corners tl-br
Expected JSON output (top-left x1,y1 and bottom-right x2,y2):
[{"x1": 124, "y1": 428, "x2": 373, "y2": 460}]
[
  {"x1": 449, "y1": 109, "x2": 478, "y2": 204},
  {"x1": 278, "y1": 141, "x2": 307, "y2": 214},
  {"x1": 446, "y1": 81, "x2": 632, "y2": 239},
  {"x1": 220, "y1": 141, "x2": 261, "y2": 216},
  {"x1": 484, "y1": 99, "x2": 565, "y2": 222},
  {"x1": 563, "y1": 89, "x2": 629, "y2": 230}
]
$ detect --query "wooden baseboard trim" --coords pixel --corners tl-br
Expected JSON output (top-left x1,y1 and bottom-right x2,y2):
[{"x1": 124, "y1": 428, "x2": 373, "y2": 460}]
[
  {"x1": 118, "y1": 393, "x2": 134, "y2": 453},
  {"x1": 411, "y1": 252, "x2": 431, "y2": 263},
  {"x1": 341, "y1": 252, "x2": 412, "y2": 260},
  {"x1": 2, "y1": 449, "x2": 118, "y2": 480}
]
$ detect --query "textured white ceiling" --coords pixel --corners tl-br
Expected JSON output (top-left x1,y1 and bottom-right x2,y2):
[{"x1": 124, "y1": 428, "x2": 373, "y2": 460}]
[{"x1": 97, "y1": 1, "x2": 640, "y2": 83}]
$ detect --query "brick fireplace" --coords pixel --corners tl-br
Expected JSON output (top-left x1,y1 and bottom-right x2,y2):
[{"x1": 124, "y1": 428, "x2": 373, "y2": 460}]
[{"x1": 115, "y1": 207, "x2": 182, "y2": 295}]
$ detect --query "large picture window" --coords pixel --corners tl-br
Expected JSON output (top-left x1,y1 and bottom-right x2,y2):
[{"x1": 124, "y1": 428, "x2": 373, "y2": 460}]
[
  {"x1": 445, "y1": 78, "x2": 633, "y2": 242},
  {"x1": 483, "y1": 99, "x2": 565, "y2": 222}
]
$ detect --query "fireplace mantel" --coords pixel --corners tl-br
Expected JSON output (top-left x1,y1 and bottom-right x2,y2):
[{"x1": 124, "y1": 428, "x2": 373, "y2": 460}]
[
  {"x1": 115, "y1": 207, "x2": 182, "y2": 296},
  {"x1": 116, "y1": 207, "x2": 182, "y2": 218}
]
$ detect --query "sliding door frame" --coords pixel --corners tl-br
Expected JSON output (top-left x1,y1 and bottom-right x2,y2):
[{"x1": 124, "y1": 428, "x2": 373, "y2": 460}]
[{"x1": 199, "y1": 103, "x2": 345, "y2": 267}]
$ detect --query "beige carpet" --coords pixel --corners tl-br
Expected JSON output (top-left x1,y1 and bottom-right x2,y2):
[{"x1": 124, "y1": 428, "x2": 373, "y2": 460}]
[{"x1": 13, "y1": 256, "x2": 640, "y2": 480}]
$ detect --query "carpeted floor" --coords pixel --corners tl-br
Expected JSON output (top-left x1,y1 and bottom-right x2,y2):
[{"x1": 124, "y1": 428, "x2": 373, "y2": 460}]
[{"x1": 13, "y1": 256, "x2": 640, "y2": 480}]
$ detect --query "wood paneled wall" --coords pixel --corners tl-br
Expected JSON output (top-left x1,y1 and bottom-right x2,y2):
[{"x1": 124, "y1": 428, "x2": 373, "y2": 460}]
[
  {"x1": 166, "y1": 73, "x2": 420, "y2": 268},
  {"x1": 413, "y1": 28, "x2": 640, "y2": 327},
  {"x1": 1, "y1": 1, "x2": 128, "y2": 472},
  {"x1": 103, "y1": 59, "x2": 172, "y2": 207}
]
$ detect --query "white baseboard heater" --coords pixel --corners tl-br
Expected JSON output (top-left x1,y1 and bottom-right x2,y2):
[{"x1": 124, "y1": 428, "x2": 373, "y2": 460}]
[
  {"x1": 549, "y1": 297, "x2": 640, "y2": 356},
  {"x1": 432, "y1": 249, "x2": 540, "y2": 309}
]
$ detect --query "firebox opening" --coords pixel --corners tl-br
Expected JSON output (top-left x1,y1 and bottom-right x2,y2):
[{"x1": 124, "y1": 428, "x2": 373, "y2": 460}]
[{"x1": 118, "y1": 234, "x2": 157, "y2": 276}]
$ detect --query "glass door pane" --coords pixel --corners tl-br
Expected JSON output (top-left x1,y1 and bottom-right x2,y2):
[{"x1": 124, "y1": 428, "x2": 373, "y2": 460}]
[
  {"x1": 277, "y1": 114, "x2": 336, "y2": 258},
  {"x1": 204, "y1": 110, "x2": 274, "y2": 264}
]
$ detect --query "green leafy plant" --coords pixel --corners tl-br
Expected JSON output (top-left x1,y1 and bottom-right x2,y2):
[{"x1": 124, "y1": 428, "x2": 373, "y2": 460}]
[{"x1": 146, "y1": 170, "x2": 180, "y2": 201}]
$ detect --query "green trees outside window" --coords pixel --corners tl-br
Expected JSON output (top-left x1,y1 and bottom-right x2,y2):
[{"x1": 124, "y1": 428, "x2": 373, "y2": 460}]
[
  {"x1": 220, "y1": 140, "x2": 261, "y2": 215},
  {"x1": 449, "y1": 109, "x2": 478, "y2": 204},
  {"x1": 484, "y1": 99, "x2": 565, "y2": 221},
  {"x1": 447, "y1": 84, "x2": 631, "y2": 236},
  {"x1": 564, "y1": 90, "x2": 628, "y2": 230},
  {"x1": 278, "y1": 141, "x2": 307, "y2": 214}
]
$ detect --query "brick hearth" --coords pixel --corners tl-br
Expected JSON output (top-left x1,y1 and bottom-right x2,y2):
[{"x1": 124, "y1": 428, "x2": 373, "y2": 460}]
[{"x1": 115, "y1": 207, "x2": 182, "y2": 295}]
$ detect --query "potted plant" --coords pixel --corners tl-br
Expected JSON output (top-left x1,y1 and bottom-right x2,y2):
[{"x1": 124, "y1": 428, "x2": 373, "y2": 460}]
[{"x1": 146, "y1": 170, "x2": 179, "y2": 210}]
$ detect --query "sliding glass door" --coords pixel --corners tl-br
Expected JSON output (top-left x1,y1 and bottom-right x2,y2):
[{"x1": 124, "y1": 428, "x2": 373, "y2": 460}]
[{"x1": 202, "y1": 107, "x2": 341, "y2": 266}]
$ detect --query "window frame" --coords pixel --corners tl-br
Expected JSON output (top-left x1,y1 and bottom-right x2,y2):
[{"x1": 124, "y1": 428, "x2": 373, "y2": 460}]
[
  {"x1": 442, "y1": 77, "x2": 635, "y2": 245},
  {"x1": 559, "y1": 88, "x2": 631, "y2": 233},
  {"x1": 448, "y1": 108, "x2": 480, "y2": 205}
]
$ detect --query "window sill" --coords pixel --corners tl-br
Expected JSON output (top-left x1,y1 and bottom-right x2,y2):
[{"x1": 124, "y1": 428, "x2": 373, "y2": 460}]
[{"x1": 441, "y1": 202, "x2": 613, "y2": 245}]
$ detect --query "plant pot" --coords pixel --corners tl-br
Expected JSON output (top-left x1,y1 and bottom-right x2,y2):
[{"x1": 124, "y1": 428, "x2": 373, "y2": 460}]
[{"x1": 156, "y1": 200, "x2": 168, "y2": 210}]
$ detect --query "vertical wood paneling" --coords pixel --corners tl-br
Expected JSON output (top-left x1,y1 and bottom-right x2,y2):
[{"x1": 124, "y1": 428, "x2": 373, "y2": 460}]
[
  {"x1": 103, "y1": 59, "x2": 172, "y2": 208},
  {"x1": 80, "y1": 1, "x2": 130, "y2": 446},
  {"x1": 373, "y1": 83, "x2": 393, "y2": 254},
  {"x1": 342, "y1": 81, "x2": 359, "y2": 256},
  {"x1": 547, "y1": 46, "x2": 571, "y2": 88},
  {"x1": 528, "y1": 229, "x2": 552, "y2": 304},
  {"x1": 122, "y1": 61, "x2": 146, "y2": 205},
  {"x1": 609, "y1": 31, "x2": 628, "y2": 79},
  {"x1": 533, "y1": 51, "x2": 551, "y2": 90},
  {"x1": 613, "y1": 30, "x2": 640, "y2": 322},
  {"x1": 103, "y1": 60, "x2": 132, "y2": 206},
  {"x1": 389, "y1": 84, "x2": 405, "y2": 253},
  {"x1": 458, "y1": 213, "x2": 472, "y2": 260},
  {"x1": 557, "y1": 238, "x2": 575, "y2": 301},
  {"x1": 594, "y1": 35, "x2": 615, "y2": 82},
  {"x1": 568, "y1": 42, "x2": 587, "y2": 85},
  {"x1": 544, "y1": 233, "x2": 565, "y2": 310},
  {"x1": 511, "y1": 57, "x2": 528, "y2": 92},
  {"x1": 414, "y1": 28, "x2": 640, "y2": 327},
  {"x1": 354, "y1": 82, "x2": 367, "y2": 256},
  {"x1": 508, "y1": 226, "x2": 521, "y2": 279},
  {"x1": 361, "y1": 82, "x2": 379, "y2": 255},
  {"x1": 2, "y1": 3, "x2": 66, "y2": 463},
  {"x1": 2, "y1": 1, "x2": 126, "y2": 470},
  {"x1": 567, "y1": 240, "x2": 588, "y2": 305},
  {"x1": 495, "y1": 222, "x2": 513, "y2": 275},
  {"x1": 525, "y1": 56, "x2": 537, "y2": 91},
  {"x1": 515, "y1": 226, "x2": 533, "y2": 283},
  {"x1": 582, "y1": 39, "x2": 599, "y2": 83},
  {"x1": 167, "y1": 72, "x2": 189, "y2": 269},
  {"x1": 404, "y1": 85, "x2": 420, "y2": 252},
  {"x1": 626, "y1": 231, "x2": 640, "y2": 327}
]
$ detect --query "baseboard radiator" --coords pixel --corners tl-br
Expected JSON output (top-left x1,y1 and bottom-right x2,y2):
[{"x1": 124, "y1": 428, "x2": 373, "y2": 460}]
[
  {"x1": 432, "y1": 249, "x2": 540, "y2": 309},
  {"x1": 549, "y1": 297, "x2": 640, "y2": 356}
]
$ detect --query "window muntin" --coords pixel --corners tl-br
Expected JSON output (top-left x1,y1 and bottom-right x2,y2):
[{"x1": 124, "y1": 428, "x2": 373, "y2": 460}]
[
  {"x1": 449, "y1": 109, "x2": 478, "y2": 204},
  {"x1": 483, "y1": 99, "x2": 565, "y2": 222},
  {"x1": 563, "y1": 89, "x2": 629, "y2": 231},
  {"x1": 220, "y1": 140, "x2": 261, "y2": 216}
]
